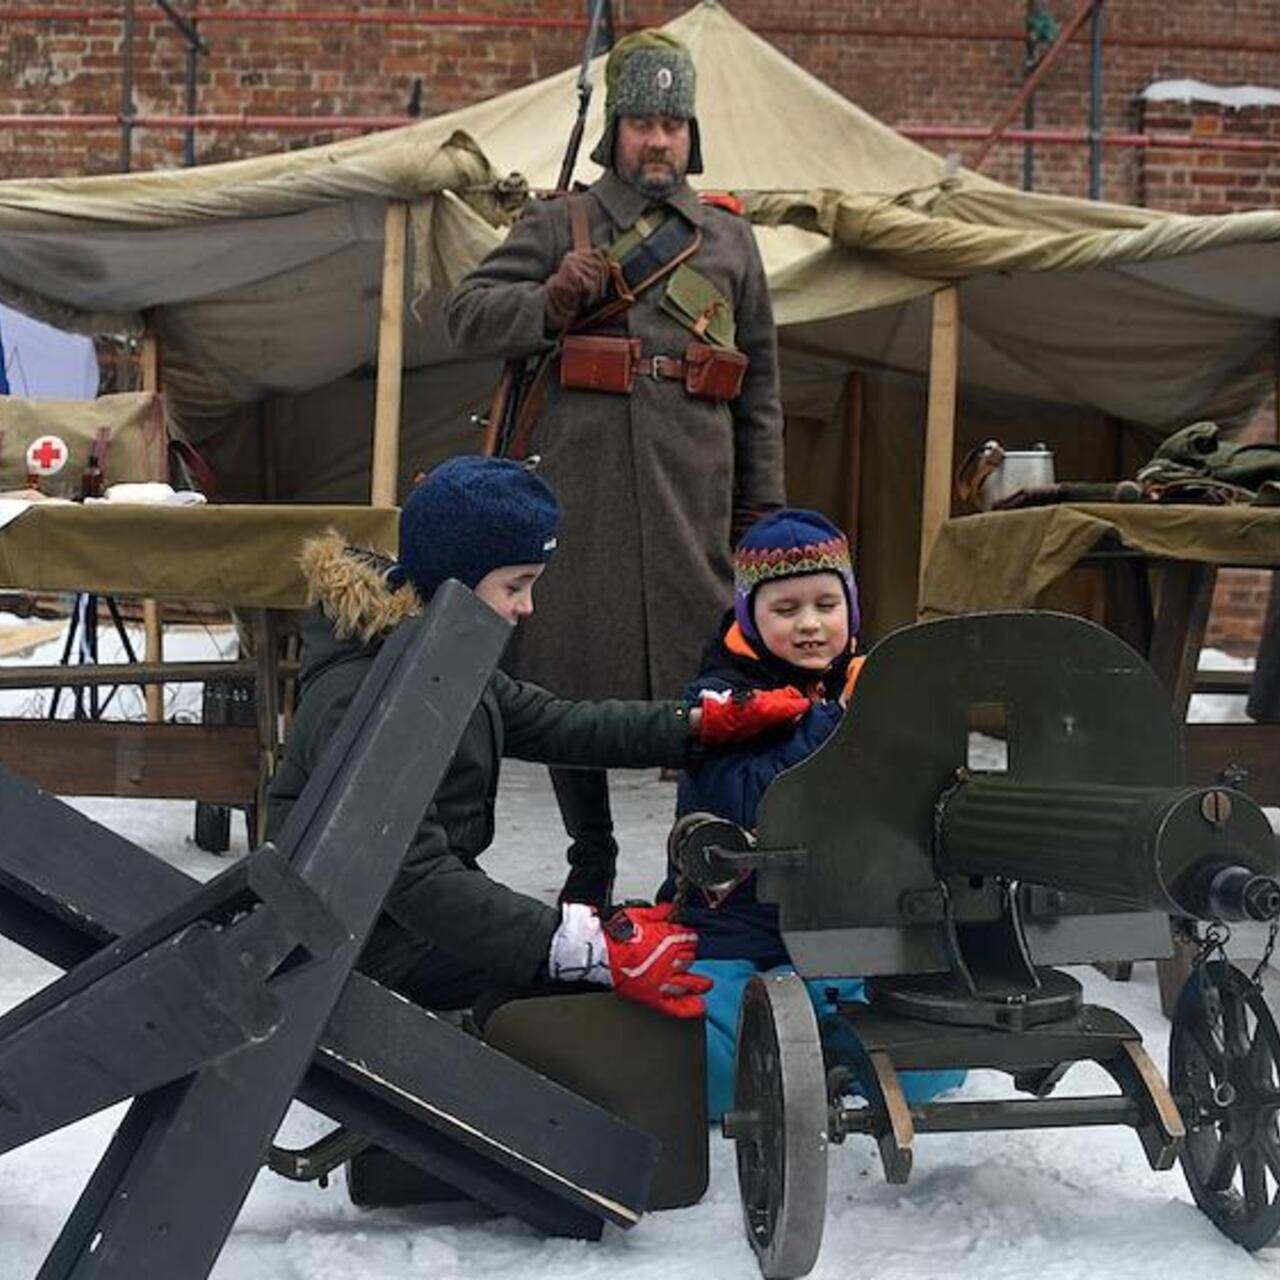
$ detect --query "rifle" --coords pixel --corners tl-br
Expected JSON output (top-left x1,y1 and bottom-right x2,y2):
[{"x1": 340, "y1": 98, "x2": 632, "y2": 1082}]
[{"x1": 483, "y1": 0, "x2": 610, "y2": 459}]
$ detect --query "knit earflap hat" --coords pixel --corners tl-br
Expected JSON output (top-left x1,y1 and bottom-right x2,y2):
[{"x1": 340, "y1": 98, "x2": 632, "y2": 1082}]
[
  {"x1": 589, "y1": 29, "x2": 704, "y2": 174},
  {"x1": 394, "y1": 456, "x2": 560, "y2": 602},
  {"x1": 732, "y1": 508, "x2": 859, "y2": 651}
]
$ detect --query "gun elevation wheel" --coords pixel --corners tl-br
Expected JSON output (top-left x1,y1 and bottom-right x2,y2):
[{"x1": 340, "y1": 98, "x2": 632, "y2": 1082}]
[
  {"x1": 726, "y1": 972, "x2": 828, "y2": 1280},
  {"x1": 1171, "y1": 959, "x2": 1280, "y2": 1251}
]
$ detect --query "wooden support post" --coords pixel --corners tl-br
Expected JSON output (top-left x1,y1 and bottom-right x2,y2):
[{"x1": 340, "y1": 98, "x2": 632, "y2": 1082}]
[
  {"x1": 140, "y1": 332, "x2": 164, "y2": 722},
  {"x1": 919, "y1": 286, "x2": 960, "y2": 596},
  {"x1": 844, "y1": 371, "x2": 864, "y2": 553},
  {"x1": 371, "y1": 200, "x2": 409, "y2": 508}
]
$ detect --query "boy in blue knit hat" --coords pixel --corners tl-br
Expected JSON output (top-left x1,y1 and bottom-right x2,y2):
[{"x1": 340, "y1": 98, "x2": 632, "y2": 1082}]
[
  {"x1": 657, "y1": 508, "x2": 964, "y2": 1115},
  {"x1": 267, "y1": 457, "x2": 809, "y2": 1022}
]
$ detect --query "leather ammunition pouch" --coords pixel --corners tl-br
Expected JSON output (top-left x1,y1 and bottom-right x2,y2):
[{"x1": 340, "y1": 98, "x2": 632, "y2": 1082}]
[
  {"x1": 559, "y1": 334, "x2": 643, "y2": 395},
  {"x1": 683, "y1": 341, "x2": 748, "y2": 402}
]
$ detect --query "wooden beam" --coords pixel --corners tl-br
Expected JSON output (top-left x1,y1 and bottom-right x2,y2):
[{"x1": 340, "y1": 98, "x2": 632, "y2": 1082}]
[
  {"x1": 919, "y1": 286, "x2": 960, "y2": 596},
  {"x1": 0, "y1": 720, "x2": 259, "y2": 803},
  {"x1": 140, "y1": 330, "x2": 164, "y2": 722},
  {"x1": 372, "y1": 200, "x2": 409, "y2": 508},
  {"x1": 844, "y1": 371, "x2": 865, "y2": 556}
]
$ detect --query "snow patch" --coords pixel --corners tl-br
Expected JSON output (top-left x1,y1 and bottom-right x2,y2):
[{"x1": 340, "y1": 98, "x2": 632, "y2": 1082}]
[{"x1": 1142, "y1": 78, "x2": 1280, "y2": 110}]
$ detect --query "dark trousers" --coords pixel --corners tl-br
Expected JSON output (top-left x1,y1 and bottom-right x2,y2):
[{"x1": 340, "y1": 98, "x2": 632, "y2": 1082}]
[{"x1": 549, "y1": 765, "x2": 618, "y2": 872}]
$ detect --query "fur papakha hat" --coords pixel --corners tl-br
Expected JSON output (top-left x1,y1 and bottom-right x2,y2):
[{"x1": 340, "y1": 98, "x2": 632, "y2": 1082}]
[
  {"x1": 732, "y1": 508, "x2": 859, "y2": 651},
  {"x1": 392, "y1": 456, "x2": 559, "y2": 603},
  {"x1": 590, "y1": 30, "x2": 704, "y2": 174}
]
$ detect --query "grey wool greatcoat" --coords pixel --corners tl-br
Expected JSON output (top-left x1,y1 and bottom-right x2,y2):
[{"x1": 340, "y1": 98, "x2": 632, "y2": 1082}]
[{"x1": 445, "y1": 170, "x2": 785, "y2": 701}]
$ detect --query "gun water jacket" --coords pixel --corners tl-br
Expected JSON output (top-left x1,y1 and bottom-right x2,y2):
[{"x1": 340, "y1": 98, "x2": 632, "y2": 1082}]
[
  {"x1": 445, "y1": 170, "x2": 785, "y2": 703},
  {"x1": 265, "y1": 534, "x2": 694, "y2": 996}
]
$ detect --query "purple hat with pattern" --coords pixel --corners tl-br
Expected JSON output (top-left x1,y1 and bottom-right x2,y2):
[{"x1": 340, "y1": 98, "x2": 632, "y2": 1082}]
[{"x1": 732, "y1": 508, "x2": 858, "y2": 651}]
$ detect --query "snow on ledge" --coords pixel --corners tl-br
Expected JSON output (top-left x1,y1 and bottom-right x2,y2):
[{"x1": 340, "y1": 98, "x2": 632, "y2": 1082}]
[{"x1": 1141, "y1": 78, "x2": 1280, "y2": 110}]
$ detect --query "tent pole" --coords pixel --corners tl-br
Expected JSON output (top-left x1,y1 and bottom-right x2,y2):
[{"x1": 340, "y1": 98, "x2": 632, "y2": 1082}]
[
  {"x1": 140, "y1": 332, "x2": 164, "y2": 722},
  {"x1": 371, "y1": 200, "x2": 408, "y2": 508},
  {"x1": 919, "y1": 287, "x2": 960, "y2": 599},
  {"x1": 844, "y1": 371, "x2": 864, "y2": 554}
]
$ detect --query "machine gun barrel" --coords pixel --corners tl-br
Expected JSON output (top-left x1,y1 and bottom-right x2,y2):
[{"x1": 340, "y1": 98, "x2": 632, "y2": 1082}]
[{"x1": 937, "y1": 778, "x2": 1280, "y2": 923}]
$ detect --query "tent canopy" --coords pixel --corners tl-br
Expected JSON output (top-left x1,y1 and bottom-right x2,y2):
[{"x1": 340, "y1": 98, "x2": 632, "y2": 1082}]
[{"x1": 1, "y1": 0, "x2": 1279, "y2": 495}]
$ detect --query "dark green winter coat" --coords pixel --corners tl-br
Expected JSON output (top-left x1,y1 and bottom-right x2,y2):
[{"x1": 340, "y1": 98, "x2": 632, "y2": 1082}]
[{"x1": 265, "y1": 533, "x2": 695, "y2": 990}]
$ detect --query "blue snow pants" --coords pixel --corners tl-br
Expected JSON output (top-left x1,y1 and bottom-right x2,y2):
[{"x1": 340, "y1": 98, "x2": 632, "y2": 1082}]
[{"x1": 695, "y1": 958, "x2": 967, "y2": 1120}]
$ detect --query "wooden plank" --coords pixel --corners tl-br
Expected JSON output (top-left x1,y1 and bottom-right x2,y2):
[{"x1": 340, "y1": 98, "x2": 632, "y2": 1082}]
[
  {"x1": 0, "y1": 720, "x2": 259, "y2": 803},
  {"x1": 844, "y1": 371, "x2": 865, "y2": 555},
  {"x1": 1147, "y1": 562, "x2": 1217, "y2": 717},
  {"x1": 371, "y1": 200, "x2": 408, "y2": 508},
  {"x1": 0, "y1": 620, "x2": 67, "y2": 659},
  {"x1": 1186, "y1": 722, "x2": 1280, "y2": 804},
  {"x1": 0, "y1": 659, "x2": 266, "y2": 691},
  {"x1": 140, "y1": 330, "x2": 164, "y2": 722},
  {"x1": 0, "y1": 763, "x2": 661, "y2": 1234},
  {"x1": 919, "y1": 286, "x2": 960, "y2": 595}
]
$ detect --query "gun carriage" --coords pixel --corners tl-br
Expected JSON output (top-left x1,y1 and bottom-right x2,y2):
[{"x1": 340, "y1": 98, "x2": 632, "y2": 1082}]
[{"x1": 672, "y1": 612, "x2": 1280, "y2": 1279}]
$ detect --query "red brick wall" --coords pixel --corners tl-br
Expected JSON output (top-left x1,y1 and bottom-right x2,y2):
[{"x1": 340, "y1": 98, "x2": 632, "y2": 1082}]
[{"x1": 4, "y1": 1, "x2": 1279, "y2": 650}]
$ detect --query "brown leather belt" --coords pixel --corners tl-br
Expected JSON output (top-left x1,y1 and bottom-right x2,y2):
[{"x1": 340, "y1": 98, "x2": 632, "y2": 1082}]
[{"x1": 634, "y1": 355, "x2": 686, "y2": 381}]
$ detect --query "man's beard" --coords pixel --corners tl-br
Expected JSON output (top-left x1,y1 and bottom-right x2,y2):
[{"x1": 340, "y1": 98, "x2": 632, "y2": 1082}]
[{"x1": 619, "y1": 151, "x2": 686, "y2": 200}]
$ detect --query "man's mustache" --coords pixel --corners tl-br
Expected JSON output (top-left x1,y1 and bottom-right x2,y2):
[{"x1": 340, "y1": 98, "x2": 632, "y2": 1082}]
[{"x1": 640, "y1": 149, "x2": 674, "y2": 165}]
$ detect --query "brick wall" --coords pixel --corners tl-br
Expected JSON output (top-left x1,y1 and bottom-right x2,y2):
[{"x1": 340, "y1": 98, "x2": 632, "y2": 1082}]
[{"x1": 3, "y1": 0, "x2": 1279, "y2": 649}]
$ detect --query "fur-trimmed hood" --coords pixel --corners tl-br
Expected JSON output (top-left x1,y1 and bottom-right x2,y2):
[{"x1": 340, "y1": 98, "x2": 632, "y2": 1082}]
[
  {"x1": 294, "y1": 531, "x2": 423, "y2": 693},
  {"x1": 299, "y1": 530, "x2": 421, "y2": 644}
]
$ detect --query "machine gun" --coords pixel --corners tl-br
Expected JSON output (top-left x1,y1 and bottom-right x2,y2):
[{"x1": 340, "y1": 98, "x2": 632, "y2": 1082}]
[{"x1": 671, "y1": 612, "x2": 1280, "y2": 1279}]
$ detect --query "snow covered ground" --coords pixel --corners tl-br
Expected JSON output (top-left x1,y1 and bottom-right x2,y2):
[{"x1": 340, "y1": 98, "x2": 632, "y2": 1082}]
[{"x1": 0, "y1": 620, "x2": 1278, "y2": 1278}]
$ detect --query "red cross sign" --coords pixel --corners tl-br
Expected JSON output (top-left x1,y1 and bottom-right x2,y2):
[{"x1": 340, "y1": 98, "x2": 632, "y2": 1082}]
[{"x1": 26, "y1": 435, "x2": 69, "y2": 477}]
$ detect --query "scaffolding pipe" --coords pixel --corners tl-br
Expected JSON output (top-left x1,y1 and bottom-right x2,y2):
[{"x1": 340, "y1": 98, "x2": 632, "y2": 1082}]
[
  {"x1": 8, "y1": 8, "x2": 1280, "y2": 56},
  {"x1": 1089, "y1": 3, "x2": 1105, "y2": 198},
  {"x1": 119, "y1": 0, "x2": 135, "y2": 172},
  {"x1": 4, "y1": 114, "x2": 1280, "y2": 156},
  {"x1": 971, "y1": 0, "x2": 1105, "y2": 171},
  {"x1": 1023, "y1": 1, "x2": 1037, "y2": 192}
]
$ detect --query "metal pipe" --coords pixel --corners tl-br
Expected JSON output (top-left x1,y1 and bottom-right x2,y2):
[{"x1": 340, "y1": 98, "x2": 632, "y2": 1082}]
[
  {"x1": 1022, "y1": 1, "x2": 1037, "y2": 193},
  {"x1": 837, "y1": 1096, "x2": 1141, "y2": 1136},
  {"x1": 7, "y1": 114, "x2": 1280, "y2": 156},
  {"x1": 1088, "y1": 2, "x2": 1105, "y2": 199},
  {"x1": 971, "y1": 0, "x2": 1105, "y2": 172},
  {"x1": 8, "y1": 9, "x2": 1280, "y2": 56},
  {"x1": 119, "y1": 0, "x2": 135, "y2": 173}
]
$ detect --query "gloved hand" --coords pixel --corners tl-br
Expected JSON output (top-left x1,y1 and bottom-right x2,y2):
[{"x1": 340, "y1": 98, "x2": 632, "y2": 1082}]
[
  {"x1": 695, "y1": 686, "x2": 810, "y2": 745},
  {"x1": 545, "y1": 248, "x2": 610, "y2": 329},
  {"x1": 547, "y1": 903, "x2": 712, "y2": 1019},
  {"x1": 603, "y1": 903, "x2": 712, "y2": 1019}
]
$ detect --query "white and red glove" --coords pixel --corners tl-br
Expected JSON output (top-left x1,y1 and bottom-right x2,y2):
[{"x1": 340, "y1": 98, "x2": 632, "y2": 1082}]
[
  {"x1": 548, "y1": 903, "x2": 713, "y2": 1019},
  {"x1": 695, "y1": 686, "x2": 810, "y2": 746}
]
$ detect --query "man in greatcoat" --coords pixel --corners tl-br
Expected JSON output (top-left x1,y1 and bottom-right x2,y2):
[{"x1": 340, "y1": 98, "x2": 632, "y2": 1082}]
[{"x1": 445, "y1": 30, "x2": 785, "y2": 908}]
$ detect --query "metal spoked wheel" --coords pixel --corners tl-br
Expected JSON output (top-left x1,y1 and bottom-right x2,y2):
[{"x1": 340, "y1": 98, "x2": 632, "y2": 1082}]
[
  {"x1": 1170, "y1": 959, "x2": 1280, "y2": 1251},
  {"x1": 730, "y1": 972, "x2": 829, "y2": 1280}
]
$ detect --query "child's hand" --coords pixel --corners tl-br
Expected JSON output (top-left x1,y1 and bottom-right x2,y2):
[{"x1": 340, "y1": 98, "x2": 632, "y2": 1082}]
[{"x1": 694, "y1": 686, "x2": 810, "y2": 745}]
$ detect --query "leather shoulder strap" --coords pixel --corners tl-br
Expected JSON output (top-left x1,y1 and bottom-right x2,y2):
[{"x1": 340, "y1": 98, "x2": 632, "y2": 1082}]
[{"x1": 568, "y1": 194, "x2": 592, "y2": 253}]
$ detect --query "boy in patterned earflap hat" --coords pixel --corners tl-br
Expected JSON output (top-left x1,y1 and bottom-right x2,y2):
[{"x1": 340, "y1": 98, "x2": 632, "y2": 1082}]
[
  {"x1": 266, "y1": 457, "x2": 813, "y2": 1025},
  {"x1": 656, "y1": 508, "x2": 964, "y2": 1116}
]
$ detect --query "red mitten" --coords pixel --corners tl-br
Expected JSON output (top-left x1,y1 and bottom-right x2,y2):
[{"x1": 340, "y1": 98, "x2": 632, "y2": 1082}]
[
  {"x1": 603, "y1": 904, "x2": 713, "y2": 1019},
  {"x1": 696, "y1": 686, "x2": 810, "y2": 745}
]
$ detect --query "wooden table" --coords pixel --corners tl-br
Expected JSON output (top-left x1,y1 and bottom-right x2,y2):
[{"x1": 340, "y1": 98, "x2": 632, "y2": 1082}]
[{"x1": 0, "y1": 503, "x2": 398, "y2": 832}]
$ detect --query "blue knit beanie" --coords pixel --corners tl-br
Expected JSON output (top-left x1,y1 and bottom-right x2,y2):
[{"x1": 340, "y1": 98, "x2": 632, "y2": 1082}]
[
  {"x1": 732, "y1": 508, "x2": 859, "y2": 651},
  {"x1": 393, "y1": 456, "x2": 560, "y2": 601}
]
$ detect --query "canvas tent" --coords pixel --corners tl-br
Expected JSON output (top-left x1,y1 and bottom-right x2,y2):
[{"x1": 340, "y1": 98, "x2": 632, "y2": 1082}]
[{"x1": 3, "y1": 0, "x2": 1280, "y2": 634}]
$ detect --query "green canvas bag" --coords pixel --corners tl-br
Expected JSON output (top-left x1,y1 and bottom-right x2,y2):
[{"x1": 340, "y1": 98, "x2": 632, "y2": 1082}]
[{"x1": 0, "y1": 391, "x2": 168, "y2": 498}]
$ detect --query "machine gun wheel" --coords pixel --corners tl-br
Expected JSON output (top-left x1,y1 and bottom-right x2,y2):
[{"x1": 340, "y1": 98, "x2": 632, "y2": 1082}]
[
  {"x1": 1170, "y1": 958, "x2": 1280, "y2": 1251},
  {"x1": 726, "y1": 972, "x2": 828, "y2": 1280}
]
